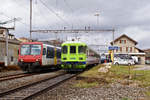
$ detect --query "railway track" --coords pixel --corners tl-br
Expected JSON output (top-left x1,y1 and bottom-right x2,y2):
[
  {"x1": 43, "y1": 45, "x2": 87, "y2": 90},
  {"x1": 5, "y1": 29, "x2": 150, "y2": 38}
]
[
  {"x1": 0, "y1": 72, "x2": 78, "y2": 100},
  {"x1": 0, "y1": 73, "x2": 35, "y2": 82}
]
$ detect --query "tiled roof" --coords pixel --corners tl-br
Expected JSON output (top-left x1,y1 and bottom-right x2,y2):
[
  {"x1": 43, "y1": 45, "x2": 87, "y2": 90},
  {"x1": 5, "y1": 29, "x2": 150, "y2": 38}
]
[{"x1": 110, "y1": 34, "x2": 138, "y2": 45}]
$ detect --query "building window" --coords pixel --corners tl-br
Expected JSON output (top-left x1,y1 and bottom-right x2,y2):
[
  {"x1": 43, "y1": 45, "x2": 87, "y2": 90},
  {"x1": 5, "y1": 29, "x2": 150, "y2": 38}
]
[
  {"x1": 11, "y1": 56, "x2": 13, "y2": 62},
  {"x1": 126, "y1": 47, "x2": 132, "y2": 52},
  {"x1": 130, "y1": 47, "x2": 132, "y2": 52},
  {"x1": 126, "y1": 47, "x2": 128, "y2": 52},
  {"x1": 116, "y1": 49, "x2": 118, "y2": 52},
  {"x1": 120, "y1": 40, "x2": 126, "y2": 44},
  {"x1": 120, "y1": 47, "x2": 122, "y2": 52}
]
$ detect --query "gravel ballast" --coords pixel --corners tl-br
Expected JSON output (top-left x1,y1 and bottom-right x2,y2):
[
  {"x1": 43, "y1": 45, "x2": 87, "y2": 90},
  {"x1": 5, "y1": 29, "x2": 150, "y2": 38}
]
[
  {"x1": 0, "y1": 70, "x2": 23, "y2": 77},
  {"x1": 33, "y1": 77, "x2": 148, "y2": 100},
  {"x1": 0, "y1": 70, "x2": 65, "y2": 93}
]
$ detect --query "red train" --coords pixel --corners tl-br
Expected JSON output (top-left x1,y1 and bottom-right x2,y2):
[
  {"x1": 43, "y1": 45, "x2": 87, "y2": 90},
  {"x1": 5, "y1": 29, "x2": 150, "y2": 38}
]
[{"x1": 18, "y1": 42, "x2": 61, "y2": 72}]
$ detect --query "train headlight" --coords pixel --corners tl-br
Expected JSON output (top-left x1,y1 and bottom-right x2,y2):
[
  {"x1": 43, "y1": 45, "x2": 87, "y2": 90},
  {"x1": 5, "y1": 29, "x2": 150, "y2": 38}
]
[
  {"x1": 36, "y1": 59, "x2": 39, "y2": 61},
  {"x1": 79, "y1": 57, "x2": 83, "y2": 60},
  {"x1": 21, "y1": 59, "x2": 23, "y2": 62}
]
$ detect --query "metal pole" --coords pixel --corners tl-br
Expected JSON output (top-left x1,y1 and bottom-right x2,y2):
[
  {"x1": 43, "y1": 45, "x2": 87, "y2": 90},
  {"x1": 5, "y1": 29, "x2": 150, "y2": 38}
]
[
  {"x1": 97, "y1": 14, "x2": 99, "y2": 27},
  {"x1": 30, "y1": 0, "x2": 32, "y2": 40},
  {"x1": 5, "y1": 29, "x2": 8, "y2": 66},
  {"x1": 113, "y1": 29, "x2": 115, "y2": 46},
  {"x1": 95, "y1": 13, "x2": 100, "y2": 27},
  {"x1": 112, "y1": 29, "x2": 115, "y2": 63}
]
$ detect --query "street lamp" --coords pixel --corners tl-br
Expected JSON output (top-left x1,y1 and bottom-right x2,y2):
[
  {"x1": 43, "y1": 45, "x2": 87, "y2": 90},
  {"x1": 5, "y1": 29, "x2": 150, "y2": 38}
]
[{"x1": 94, "y1": 11, "x2": 100, "y2": 27}]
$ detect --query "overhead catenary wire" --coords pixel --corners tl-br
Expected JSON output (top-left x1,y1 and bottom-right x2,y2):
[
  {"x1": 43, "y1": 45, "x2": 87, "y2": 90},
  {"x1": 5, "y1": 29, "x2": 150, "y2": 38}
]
[
  {"x1": 34, "y1": 1, "x2": 62, "y2": 29},
  {"x1": 39, "y1": 0, "x2": 71, "y2": 27},
  {"x1": 33, "y1": 1, "x2": 52, "y2": 29},
  {"x1": 1, "y1": 13, "x2": 40, "y2": 29},
  {"x1": 14, "y1": 0, "x2": 29, "y2": 14},
  {"x1": 63, "y1": 0, "x2": 83, "y2": 28}
]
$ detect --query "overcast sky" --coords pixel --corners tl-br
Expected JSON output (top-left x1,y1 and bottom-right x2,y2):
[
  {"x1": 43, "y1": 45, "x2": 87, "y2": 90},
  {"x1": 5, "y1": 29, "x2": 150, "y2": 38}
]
[{"x1": 0, "y1": 0, "x2": 150, "y2": 49}]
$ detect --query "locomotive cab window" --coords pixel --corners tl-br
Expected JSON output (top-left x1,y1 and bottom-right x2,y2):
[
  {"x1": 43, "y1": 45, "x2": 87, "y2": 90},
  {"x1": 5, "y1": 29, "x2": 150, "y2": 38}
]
[
  {"x1": 70, "y1": 46, "x2": 76, "y2": 53},
  {"x1": 31, "y1": 45, "x2": 41, "y2": 55},
  {"x1": 21, "y1": 45, "x2": 30, "y2": 55},
  {"x1": 78, "y1": 46, "x2": 86, "y2": 53},
  {"x1": 62, "y1": 46, "x2": 67, "y2": 54},
  {"x1": 21, "y1": 44, "x2": 41, "y2": 55}
]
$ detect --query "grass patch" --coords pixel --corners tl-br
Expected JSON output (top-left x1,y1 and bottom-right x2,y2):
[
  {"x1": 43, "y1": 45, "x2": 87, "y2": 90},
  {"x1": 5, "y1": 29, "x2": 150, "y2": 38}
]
[
  {"x1": 145, "y1": 91, "x2": 150, "y2": 97},
  {"x1": 121, "y1": 97, "x2": 131, "y2": 100},
  {"x1": 110, "y1": 65, "x2": 150, "y2": 87},
  {"x1": 80, "y1": 64, "x2": 105, "y2": 78},
  {"x1": 78, "y1": 64, "x2": 150, "y2": 87},
  {"x1": 74, "y1": 64, "x2": 109, "y2": 88},
  {"x1": 74, "y1": 80, "x2": 99, "y2": 88}
]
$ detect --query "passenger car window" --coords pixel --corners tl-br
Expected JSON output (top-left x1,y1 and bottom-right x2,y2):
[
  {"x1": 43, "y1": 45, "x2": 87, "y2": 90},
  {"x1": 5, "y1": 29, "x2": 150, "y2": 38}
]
[
  {"x1": 43, "y1": 48, "x2": 46, "y2": 55},
  {"x1": 46, "y1": 47, "x2": 54, "y2": 58},
  {"x1": 62, "y1": 46, "x2": 67, "y2": 54},
  {"x1": 57, "y1": 49, "x2": 61, "y2": 58}
]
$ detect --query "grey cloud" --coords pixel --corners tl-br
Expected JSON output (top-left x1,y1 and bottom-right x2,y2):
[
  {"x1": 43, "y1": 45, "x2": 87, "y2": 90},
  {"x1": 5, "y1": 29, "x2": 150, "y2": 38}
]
[{"x1": 0, "y1": 0, "x2": 150, "y2": 49}]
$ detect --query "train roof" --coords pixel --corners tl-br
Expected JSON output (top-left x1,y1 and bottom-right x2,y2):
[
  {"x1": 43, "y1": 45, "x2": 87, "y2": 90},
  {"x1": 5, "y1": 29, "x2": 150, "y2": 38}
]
[
  {"x1": 62, "y1": 41, "x2": 87, "y2": 46},
  {"x1": 56, "y1": 46, "x2": 61, "y2": 49},
  {"x1": 88, "y1": 47, "x2": 100, "y2": 57},
  {"x1": 20, "y1": 42, "x2": 60, "y2": 49},
  {"x1": 20, "y1": 42, "x2": 43, "y2": 45}
]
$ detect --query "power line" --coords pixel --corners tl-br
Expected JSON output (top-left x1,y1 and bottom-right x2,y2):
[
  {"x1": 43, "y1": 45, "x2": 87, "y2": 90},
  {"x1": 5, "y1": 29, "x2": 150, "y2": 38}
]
[
  {"x1": 0, "y1": 13, "x2": 41, "y2": 29},
  {"x1": 14, "y1": 0, "x2": 29, "y2": 13},
  {"x1": 63, "y1": 0, "x2": 74, "y2": 13},
  {"x1": 1, "y1": 13, "x2": 29, "y2": 27},
  {"x1": 34, "y1": 1, "x2": 61, "y2": 29},
  {"x1": 34, "y1": 2, "x2": 52, "y2": 29},
  {"x1": 39, "y1": 0, "x2": 71, "y2": 27},
  {"x1": 63, "y1": 0, "x2": 83, "y2": 28}
]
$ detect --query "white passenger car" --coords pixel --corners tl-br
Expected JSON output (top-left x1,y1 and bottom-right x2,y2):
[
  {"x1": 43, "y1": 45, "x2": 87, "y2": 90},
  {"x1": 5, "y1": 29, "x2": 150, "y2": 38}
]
[{"x1": 114, "y1": 57, "x2": 135, "y2": 66}]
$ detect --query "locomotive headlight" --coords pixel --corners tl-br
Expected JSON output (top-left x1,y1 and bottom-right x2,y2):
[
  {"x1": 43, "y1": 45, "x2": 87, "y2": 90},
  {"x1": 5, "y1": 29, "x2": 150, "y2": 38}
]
[
  {"x1": 36, "y1": 59, "x2": 39, "y2": 61},
  {"x1": 79, "y1": 57, "x2": 83, "y2": 60},
  {"x1": 21, "y1": 59, "x2": 23, "y2": 62}
]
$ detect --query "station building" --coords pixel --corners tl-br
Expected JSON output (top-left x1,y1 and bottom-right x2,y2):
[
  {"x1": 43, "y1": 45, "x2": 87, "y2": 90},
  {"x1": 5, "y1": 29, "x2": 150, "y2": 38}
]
[
  {"x1": 0, "y1": 27, "x2": 20, "y2": 66},
  {"x1": 144, "y1": 49, "x2": 150, "y2": 64},
  {"x1": 110, "y1": 34, "x2": 145, "y2": 65}
]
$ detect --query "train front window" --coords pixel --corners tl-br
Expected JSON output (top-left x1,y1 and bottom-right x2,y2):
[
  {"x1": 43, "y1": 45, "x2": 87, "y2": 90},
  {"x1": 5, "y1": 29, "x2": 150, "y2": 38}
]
[
  {"x1": 31, "y1": 45, "x2": 41, "y2": 55},
  {"x1": 21, "y1": 45, "x2": 30, "y2": 55},
  {"x1": 21, "y1": 44, "x2": 41, "y2": 55},
  {"x1": 62, "y1": 46, "x2": 67, "y2": 54},
  {"x1": 70, "y1": 46, "x2": 76, "y2": 53},
  {"x1": 78, "y1": 46, "x2": 86, "y2": 53}
]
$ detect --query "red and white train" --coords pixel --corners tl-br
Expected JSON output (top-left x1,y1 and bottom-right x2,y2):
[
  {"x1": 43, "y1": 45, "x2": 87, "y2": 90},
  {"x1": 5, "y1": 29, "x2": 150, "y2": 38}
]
[{"x1": 18, "y1": 42, "x2": 61, "y2": 72}]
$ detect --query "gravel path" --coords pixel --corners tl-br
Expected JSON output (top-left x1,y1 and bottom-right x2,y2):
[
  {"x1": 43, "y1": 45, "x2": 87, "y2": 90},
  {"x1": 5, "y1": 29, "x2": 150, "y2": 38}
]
[
  {"x1": 0, "y1": 70, "x2": 65, "y2": 93},
  {"x1": 0, "y1": 70, "x2": 24, "y2": 77},
  {"x1": 33, "y1": 77, "x2": 148, "y2": 100},
  {"x1": 134, "y1": 65, "x2": 150, "y2": 70}
]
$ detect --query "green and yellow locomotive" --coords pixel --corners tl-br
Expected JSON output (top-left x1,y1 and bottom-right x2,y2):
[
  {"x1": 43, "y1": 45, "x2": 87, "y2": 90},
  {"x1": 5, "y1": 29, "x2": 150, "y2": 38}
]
[{"x1": 61, "y1": 41, "x2": 100, "y2": 71}]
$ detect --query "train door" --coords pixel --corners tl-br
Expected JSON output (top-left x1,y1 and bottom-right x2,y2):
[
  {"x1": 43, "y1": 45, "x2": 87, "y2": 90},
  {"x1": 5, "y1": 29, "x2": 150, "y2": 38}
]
[
  {"x1": 42, "y1": 45, "x2": 47, "y2": 65},
  {"x1": 54, "y1": 48, "x2": 57, "y2": 65},
  {"x1": 46, "y1": 46, "x2": 55, "y2": 65},
  {"x1": 56, "y1": 49, "x2": 61, "y2": 64}
]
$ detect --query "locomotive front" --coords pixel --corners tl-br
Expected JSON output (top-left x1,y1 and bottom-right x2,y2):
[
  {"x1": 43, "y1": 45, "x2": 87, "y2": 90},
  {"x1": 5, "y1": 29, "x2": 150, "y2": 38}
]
[
  {"x1": 18, "y1": 42, "x2": 43, "y2": 72},
  {"x1": 61, "y1": 42, "x2": 87, "y2": 71}
]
